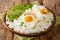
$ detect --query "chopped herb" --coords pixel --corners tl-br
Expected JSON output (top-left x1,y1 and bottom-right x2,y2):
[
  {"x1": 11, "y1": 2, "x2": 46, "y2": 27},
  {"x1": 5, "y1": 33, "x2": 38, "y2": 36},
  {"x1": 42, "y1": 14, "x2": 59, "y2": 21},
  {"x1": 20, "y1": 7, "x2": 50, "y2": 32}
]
[
  {"x1": 20, "y1": 22, "x2": 24, "y2": 26},
  {"x1": 32, "y1": 26, "x2": 36, "y2": 29},
  {"x1": 50, "y1": 19, "x2": 52, "y2": 21},
  {"x1": 39, "y1": 25, "x2": 41, "y2": 27},
  {"x1": 46, "y1": 21, "x2": 50, "y2": 23},
  {"x1": 44, "y1": 28, "x2": 46, "y2": 30},
  {"x1": 34, "y1": 15, "x2": 36, "y2": 18},
  {"x1": 43, "y1": 17, "x2": 45, "y2": 19},
  {"x1": 24, "y1": 25, "x2": 27, "y2": 27}
]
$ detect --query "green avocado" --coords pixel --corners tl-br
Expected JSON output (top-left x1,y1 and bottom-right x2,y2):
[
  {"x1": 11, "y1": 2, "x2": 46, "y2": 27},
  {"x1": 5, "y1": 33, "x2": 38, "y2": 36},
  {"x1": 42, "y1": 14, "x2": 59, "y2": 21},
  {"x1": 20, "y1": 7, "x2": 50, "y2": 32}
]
[{"x1": 6, "y1": 4, "x2": 33, "y2": 22}]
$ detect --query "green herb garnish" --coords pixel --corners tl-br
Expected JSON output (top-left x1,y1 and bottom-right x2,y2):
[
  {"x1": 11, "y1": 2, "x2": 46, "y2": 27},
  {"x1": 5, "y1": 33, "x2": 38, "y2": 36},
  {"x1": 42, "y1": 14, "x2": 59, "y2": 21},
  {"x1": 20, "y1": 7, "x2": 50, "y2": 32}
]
[
  {"x1": 46, "y1": 21, "x2": 50, "y2": 23},
  {"x1": 43, "y1": 17, "x2": 45, "y2": 19},
  {"x1": 24, "y1": 25, "x2": 27, "y2": 27},
  {"x1": 20, "y1": 22, "x2": 24, "y2": 26},
  {"x1": 34, "y1": 15, "x2": 37, "y2": 18},
  {"x1": 6, "y1": 4, "x2": 33, "y2": 22}
]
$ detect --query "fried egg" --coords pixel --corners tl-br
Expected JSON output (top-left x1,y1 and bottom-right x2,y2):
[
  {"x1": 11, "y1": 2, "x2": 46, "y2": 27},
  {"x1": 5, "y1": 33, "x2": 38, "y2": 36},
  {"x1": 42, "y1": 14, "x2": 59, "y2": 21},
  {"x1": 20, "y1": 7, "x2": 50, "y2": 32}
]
[
  {"x1": 18, "y1": 9, "x2": 38, "y2": 29},
  {"x1": 32, "y1": 4, "x2": 53, "y2": 20}
]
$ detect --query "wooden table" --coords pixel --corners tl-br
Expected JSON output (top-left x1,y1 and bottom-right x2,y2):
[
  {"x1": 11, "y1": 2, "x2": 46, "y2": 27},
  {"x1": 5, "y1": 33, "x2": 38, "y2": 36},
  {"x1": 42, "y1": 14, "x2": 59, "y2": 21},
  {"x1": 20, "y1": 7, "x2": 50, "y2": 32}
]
[{"x1": 0, "y1": 0, "x2": 60, "y2": 40}]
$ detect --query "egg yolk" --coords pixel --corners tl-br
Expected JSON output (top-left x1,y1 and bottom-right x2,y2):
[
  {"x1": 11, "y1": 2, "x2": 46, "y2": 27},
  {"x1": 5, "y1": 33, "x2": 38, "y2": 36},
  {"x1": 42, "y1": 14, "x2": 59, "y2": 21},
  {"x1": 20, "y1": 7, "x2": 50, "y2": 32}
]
[
  {"x1": 24, "y1": 16, "x2": 33, "y2": 22},
  {"x1": 39, "y1": 9, "x2": 48, "y2": 14}
]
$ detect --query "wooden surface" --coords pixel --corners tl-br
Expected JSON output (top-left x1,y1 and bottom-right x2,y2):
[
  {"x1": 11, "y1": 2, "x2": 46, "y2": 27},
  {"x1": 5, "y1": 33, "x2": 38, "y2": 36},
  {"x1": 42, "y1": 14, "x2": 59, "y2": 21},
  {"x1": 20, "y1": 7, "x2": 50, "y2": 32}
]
[
  {"x1": 43, "y1": 0, "x2": 60, "y2": 16},
  {"x1": 0, "y1": 0, "x2": 60, "y2": 40}
]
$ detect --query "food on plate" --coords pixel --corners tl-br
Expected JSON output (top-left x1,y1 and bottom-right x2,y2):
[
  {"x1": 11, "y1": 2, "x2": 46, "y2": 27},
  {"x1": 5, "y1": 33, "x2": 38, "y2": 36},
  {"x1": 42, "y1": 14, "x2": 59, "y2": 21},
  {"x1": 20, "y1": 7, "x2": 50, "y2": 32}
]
[{"x1": 5, "y1": 4, "x2": 55, "y2": 34}]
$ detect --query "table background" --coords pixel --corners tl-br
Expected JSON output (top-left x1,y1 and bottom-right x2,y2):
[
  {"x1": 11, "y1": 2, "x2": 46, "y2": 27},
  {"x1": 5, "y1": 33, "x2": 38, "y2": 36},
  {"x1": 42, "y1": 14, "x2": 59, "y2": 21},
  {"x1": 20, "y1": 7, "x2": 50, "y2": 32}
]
[{"x1": 0, "y1": 0, "x2": 60, "y2": 40}]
